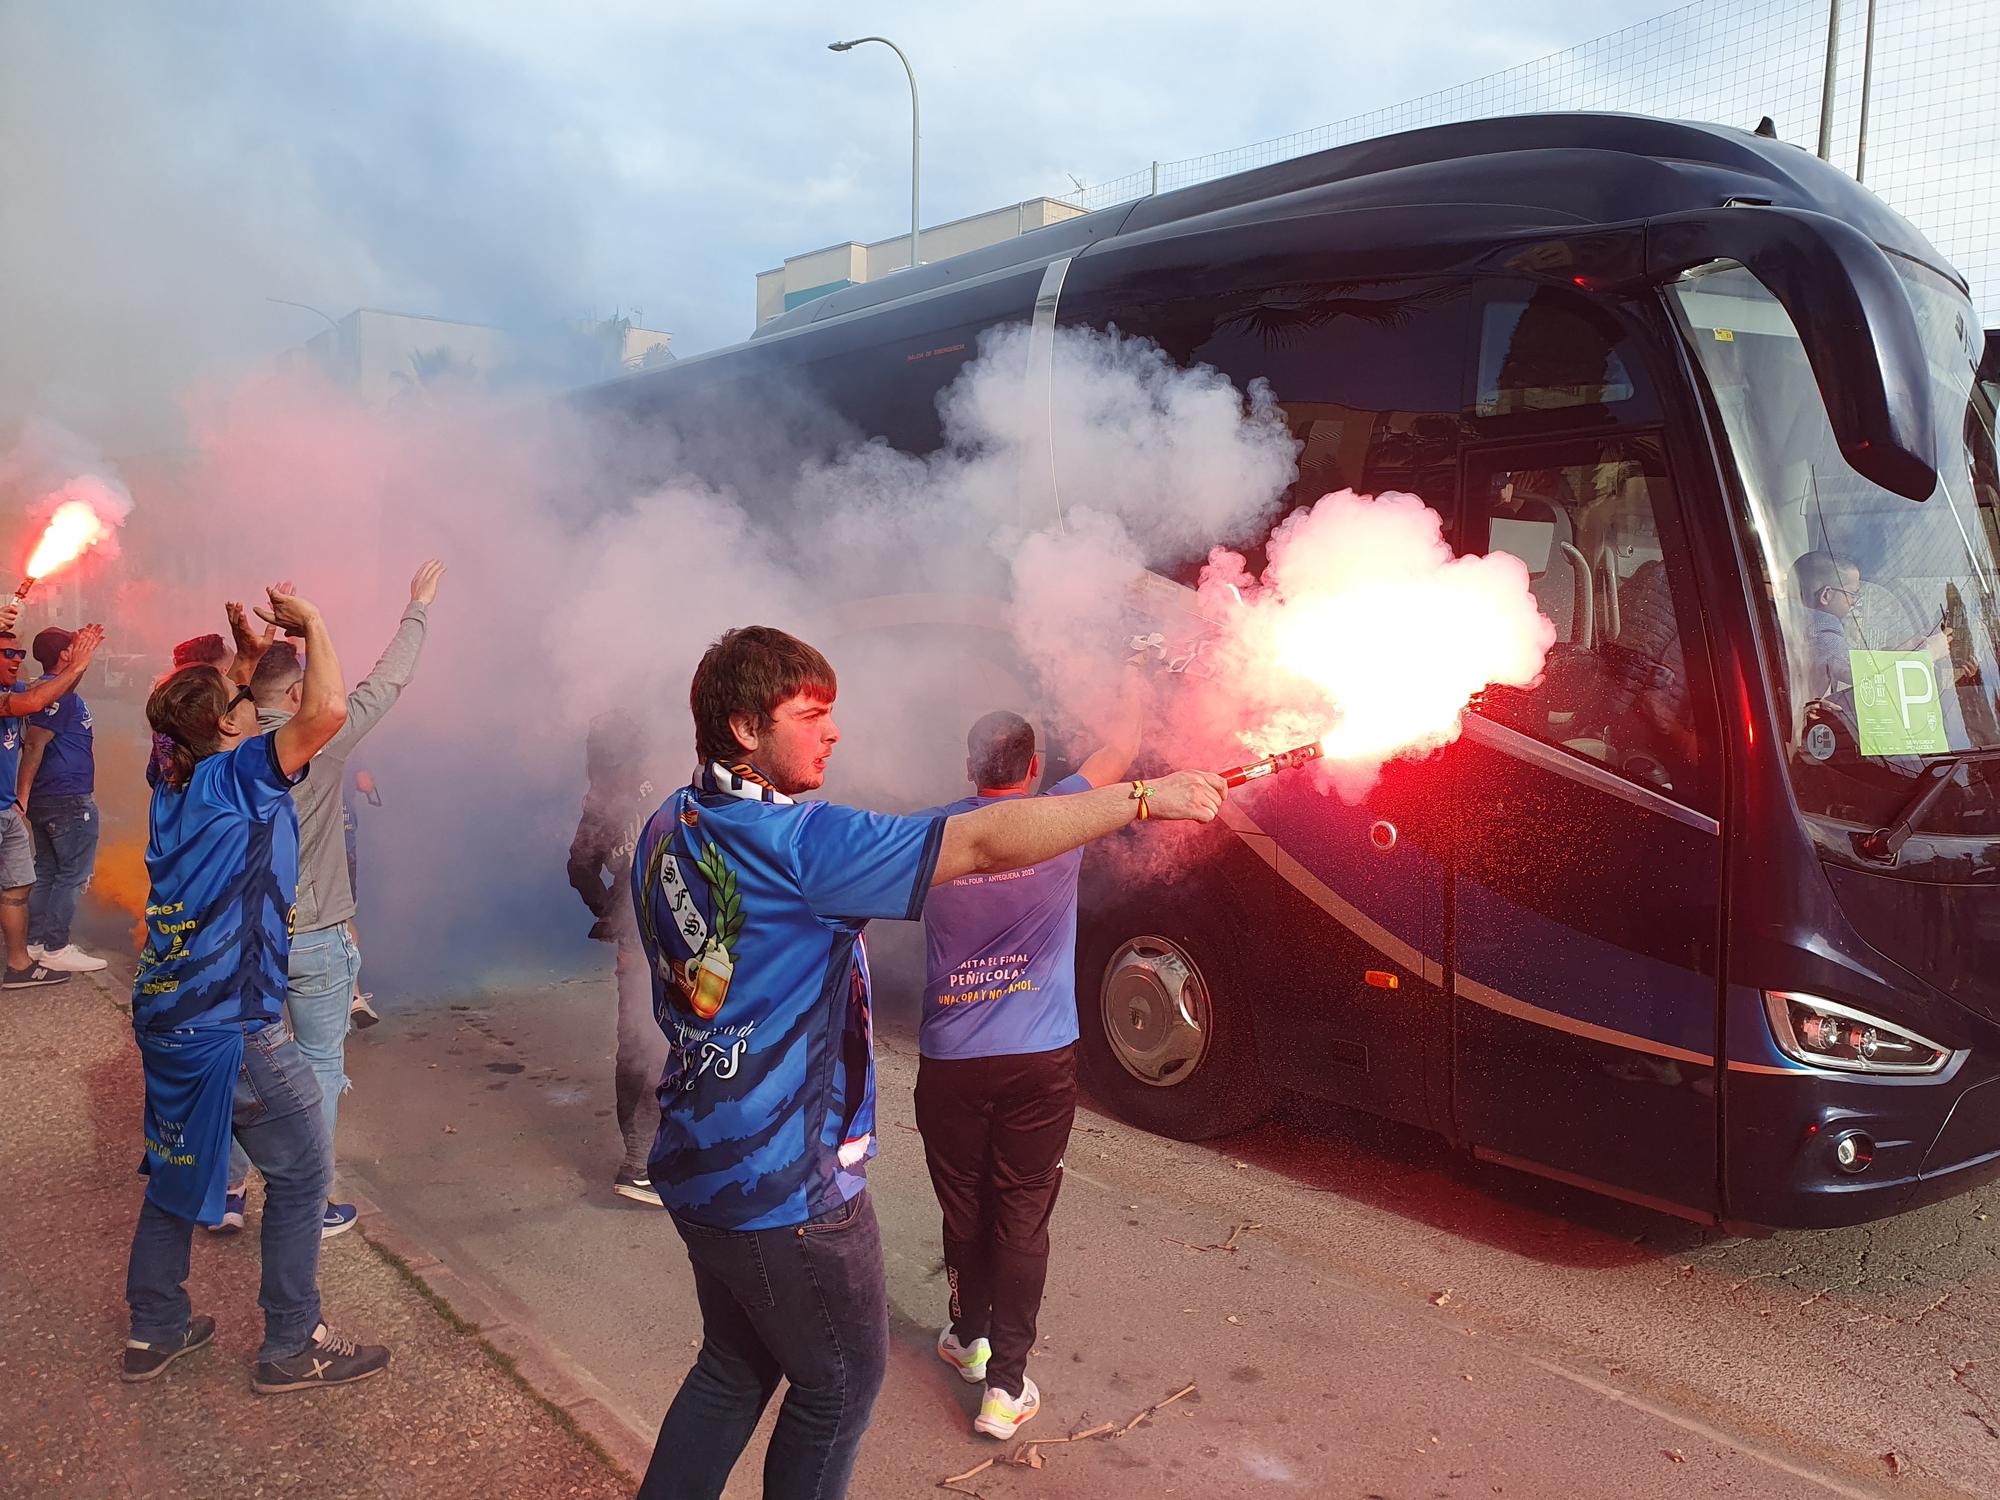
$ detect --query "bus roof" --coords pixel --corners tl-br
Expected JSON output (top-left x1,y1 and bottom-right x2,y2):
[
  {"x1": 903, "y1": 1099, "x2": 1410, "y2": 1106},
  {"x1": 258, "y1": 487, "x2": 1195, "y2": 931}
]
[
  {"x1": 578, "y1": 111, "x2": 1953, "y2": 404},
  {"x1": 749, "y1": 113, "x2": 1947, "y2": 337}
]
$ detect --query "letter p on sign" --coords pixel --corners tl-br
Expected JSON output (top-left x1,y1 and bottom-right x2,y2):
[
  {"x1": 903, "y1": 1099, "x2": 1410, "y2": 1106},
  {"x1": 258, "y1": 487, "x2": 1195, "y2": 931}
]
[
  {"x1": 1853, "y1": 649, "x2": 1950, "y2": 756},
  {"x1": 1894, "y1": 659, "x2": 1937, "y2": 727}
]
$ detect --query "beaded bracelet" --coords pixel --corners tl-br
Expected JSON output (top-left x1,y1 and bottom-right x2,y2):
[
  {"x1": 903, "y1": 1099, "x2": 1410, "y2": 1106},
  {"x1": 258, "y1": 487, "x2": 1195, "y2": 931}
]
[{"x1": 1130, "y1": 780, "x2": 1152, "y2": 820}]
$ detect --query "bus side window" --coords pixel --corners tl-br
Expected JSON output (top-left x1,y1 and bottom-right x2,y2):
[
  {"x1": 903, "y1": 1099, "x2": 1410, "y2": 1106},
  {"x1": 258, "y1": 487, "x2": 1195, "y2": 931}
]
[
  {"x1": 1470, "y1": 440, "x2": 1714, "y2": 810},
  {"x1": 1065, "y1": 278, "x2": 1471, "y2": 582}
]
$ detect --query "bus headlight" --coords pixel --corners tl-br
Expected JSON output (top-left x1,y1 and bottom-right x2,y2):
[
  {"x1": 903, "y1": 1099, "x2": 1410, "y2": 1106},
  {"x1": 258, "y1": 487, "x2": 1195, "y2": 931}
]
[{"x1": 1763, "y1": 992, "x2": 1953, "y2": 1075}]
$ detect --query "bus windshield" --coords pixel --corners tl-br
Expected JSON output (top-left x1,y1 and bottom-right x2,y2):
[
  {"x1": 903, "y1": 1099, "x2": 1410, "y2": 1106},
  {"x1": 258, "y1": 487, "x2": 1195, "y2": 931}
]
[{"x1": 1671, "y1": 260, "x2": 2000, "y2": 841}]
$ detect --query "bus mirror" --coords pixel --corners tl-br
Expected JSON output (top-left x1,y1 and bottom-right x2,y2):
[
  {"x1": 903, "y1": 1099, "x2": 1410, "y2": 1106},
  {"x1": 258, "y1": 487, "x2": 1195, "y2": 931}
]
[{"x1": 1644, "y1": 207, "x2": 1937, "y2": 501}]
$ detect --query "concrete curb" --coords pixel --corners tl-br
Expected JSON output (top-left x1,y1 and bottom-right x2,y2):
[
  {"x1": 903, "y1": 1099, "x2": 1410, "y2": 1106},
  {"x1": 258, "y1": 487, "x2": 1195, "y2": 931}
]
[
  {"x1": 77, "y1": 962, "x2": 652, "y2": 1483},
  {"x1": 348, "y1": 1187, "x2": 655, "y2": 1484}
]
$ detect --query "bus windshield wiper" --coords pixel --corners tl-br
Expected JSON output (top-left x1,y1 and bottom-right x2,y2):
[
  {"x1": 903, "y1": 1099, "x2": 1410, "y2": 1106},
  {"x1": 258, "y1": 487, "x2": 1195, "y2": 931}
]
[{"x1": 1859, "y1": 747, "x2": 2000, "y2": 862}]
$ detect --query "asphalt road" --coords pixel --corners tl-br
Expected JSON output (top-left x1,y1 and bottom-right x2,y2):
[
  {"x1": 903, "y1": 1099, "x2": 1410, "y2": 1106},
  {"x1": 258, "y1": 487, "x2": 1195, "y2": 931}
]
[{"x1": 336, "y1": 947, "x2": 2000, "y2": 1499}]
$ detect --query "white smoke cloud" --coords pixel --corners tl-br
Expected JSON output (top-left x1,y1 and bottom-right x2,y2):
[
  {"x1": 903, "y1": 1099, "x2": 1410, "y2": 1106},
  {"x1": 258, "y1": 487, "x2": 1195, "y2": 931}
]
[
  {"x1": 30, "y1": 322, "x2": 1294, "y2": 984},
  {"x1": 1196, "y1": 488, "x2": 1556, "y2": 801}
]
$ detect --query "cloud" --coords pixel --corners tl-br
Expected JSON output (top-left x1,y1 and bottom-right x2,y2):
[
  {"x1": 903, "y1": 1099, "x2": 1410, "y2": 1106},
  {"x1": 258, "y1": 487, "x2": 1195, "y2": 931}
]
[{"x1": 0, "y1": 0, "x2": 1674, "y2": 451}]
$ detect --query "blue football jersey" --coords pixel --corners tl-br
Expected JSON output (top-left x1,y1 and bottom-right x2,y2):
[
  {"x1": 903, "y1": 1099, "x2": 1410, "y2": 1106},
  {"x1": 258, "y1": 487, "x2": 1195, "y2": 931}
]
[
  {"x1": 0, "y1": 714, "x2": 23, "y2": 798},
  {"x1": 132, "y1": 734, "x2": 305, "y2": 1033},
  {"x1": 631, "y1": 765, "x2": 945, "y2": 1231},
  {"x1": 29, "y1": 684, "x2": 94, "y2": 797}
]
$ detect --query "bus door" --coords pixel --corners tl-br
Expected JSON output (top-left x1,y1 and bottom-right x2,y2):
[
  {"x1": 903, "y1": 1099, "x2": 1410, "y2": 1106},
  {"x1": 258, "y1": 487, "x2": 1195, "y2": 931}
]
[
  {"x1": 1241, "y1": 753, "x2": 1449, "y2": 1130},
  {"x1": 1450, "y1": 437, "x2": 1727, "y2": 1219}
]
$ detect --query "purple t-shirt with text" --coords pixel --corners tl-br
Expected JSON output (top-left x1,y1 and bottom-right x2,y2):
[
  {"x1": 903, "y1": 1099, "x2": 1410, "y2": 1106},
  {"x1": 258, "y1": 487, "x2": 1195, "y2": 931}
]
[{"x1": 918, "y1": 772, "x2": 1091, "y2": 1061}]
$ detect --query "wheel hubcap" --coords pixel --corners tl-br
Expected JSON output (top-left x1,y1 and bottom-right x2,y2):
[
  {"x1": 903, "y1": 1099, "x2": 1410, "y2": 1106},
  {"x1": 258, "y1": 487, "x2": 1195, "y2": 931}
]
[{"x1": 1100, "y1": 936, "x2": 1211, "y2": 1088}]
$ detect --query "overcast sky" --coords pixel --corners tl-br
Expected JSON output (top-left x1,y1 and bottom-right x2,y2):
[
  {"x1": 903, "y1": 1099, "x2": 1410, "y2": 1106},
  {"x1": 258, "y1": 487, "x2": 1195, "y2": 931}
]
[
  {"x1": 13, "y1": 0, "x2": 1994, "y2": 452},
  {"x1": 4, "y1": 0, "x2": 1700, "y2": 440}
]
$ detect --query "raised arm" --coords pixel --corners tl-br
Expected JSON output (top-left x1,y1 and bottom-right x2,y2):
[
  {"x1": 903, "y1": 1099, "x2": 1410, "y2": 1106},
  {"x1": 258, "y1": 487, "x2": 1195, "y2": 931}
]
[
  {"x1": 259, "y1": 588, "x2": 348, "y2": 777},
  {"x1": 0, "y1": 625, "x2": 102, "y2": 717},
  {"x1": 932, "y1": 769, "x2": 1226, "y2": 886},
  {"x1": 225, "y1": 599, "x2": 279, "y2": 687},
  {"x1": 1074, "y1": 662, "x2": 1146, "y2": 789},
  {"x1": 328, "y1": 560, "x2": 443, "y2": 756}
]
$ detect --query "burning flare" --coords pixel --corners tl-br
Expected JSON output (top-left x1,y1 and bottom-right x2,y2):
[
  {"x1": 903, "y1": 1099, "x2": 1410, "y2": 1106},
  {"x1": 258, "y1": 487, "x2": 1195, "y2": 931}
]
[
  {"x1": 25, "y1": 498, "x2": 113, "y2": 579},
  {"x1": 1201, "y1": 489, "x2": 1556, "y2": 791},
  {"x1": 14, "y1": 475, "x2": 129, "y2": 601}
]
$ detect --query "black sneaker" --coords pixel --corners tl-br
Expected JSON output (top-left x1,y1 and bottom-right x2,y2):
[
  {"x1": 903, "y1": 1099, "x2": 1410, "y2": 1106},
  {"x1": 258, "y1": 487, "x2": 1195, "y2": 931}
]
[
  {"x1": 3, "y1": 962, "x2": 70, "y2": 989},
  {"x1": 252, "y1": 1323, "x2": 391, "y2": 1394},
  {"x1": 613, "y1": 1169, "x2": 663, "y2": 1207},
  {"x1": 121, "y1": 1314, "x2": 217, "y2": 1383}
]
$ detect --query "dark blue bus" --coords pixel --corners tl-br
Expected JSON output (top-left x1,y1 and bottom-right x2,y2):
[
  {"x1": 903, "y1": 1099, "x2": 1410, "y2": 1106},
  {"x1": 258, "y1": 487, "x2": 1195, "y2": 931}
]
[{"x1": 581, "y1": 114, "x2": 2000, "y2": 1228}]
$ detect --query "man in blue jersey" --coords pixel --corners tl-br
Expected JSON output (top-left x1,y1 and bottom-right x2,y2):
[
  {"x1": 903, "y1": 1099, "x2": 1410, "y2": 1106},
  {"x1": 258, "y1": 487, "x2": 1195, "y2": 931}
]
[
  {"x1": 121, "y1": 587, "x2": 391, "y2": 1394},
  {"x1": 915, "y1": 675, "x2": 1141, "y2": 1440},
  {"x1": 0, "y1": 621, "x2": 105, "y2": 990},
  {"x1": 630, "y1": 627, "x2": 1225, "y2": 1500},
  {"x1": 17, "y1": 626, "x2": 109, "y2": 972}
]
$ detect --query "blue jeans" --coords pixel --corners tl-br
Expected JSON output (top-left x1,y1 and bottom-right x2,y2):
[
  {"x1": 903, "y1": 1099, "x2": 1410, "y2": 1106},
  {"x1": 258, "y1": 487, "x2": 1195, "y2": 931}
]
[
  {"x1": 287, "y1": 925, "x2": 360, "y2": 1151},
  {"x1": 26, "y1": 794, "x2": 99, "y2": 950},
  {"x1": 639, "y1": 1191, "x2": 888, "y2": 1500},
  {"x1": 228, "y1": 925, "x2": 359, "y2": 1189},
  {"x1": 126, "y1": 1023, "x2": 331, "y2": 1362}
]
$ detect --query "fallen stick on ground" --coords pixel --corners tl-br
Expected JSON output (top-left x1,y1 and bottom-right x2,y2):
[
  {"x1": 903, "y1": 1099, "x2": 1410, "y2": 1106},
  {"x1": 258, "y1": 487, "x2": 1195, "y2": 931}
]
[
  {"x1": 935, "y1": 1385, "x2": 1197, "y2": 1493},
  {"x1": 939, "y1": 1457, "x2": 996, "y2": 1496},
  {"x1": 1163, "y1": 1222, "x2": 1262, "y2": 1254},
  {"x1": 1114, "y1": 1380, "x2": 1198, "y2": 1437}
]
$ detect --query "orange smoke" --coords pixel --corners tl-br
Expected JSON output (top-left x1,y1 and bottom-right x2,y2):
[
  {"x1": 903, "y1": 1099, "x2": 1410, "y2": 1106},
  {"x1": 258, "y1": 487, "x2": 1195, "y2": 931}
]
[
  {"x1": 90, "y1": 838, "x2": 151, "y2": 952},
  {"x1": 89, "y1": 723, "x2": 157, "y2": 954}
]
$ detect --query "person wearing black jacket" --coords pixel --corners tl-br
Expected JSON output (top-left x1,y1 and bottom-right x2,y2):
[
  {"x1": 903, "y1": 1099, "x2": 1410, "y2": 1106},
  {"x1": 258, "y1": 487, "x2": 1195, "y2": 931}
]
[{"x1": 567, "y1": 710, "x2": 666, "y2": 1205}]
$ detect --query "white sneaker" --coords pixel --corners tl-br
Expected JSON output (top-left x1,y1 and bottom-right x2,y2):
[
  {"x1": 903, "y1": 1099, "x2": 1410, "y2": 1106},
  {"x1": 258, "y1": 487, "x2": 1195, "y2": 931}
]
[
  {"x1": 974, "y1": 1376, "x2": 1041, "y2": 1439},
  {"x1": 936, "y1": 1327, "x2": 990, "y2": 1384},
  {"x1": 39, "y1": 944, "x2": 107, "y2": 972}
]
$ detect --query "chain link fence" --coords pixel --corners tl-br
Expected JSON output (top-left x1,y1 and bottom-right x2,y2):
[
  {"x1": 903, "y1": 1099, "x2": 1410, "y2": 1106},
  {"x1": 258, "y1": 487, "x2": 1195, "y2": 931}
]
[{"x1": 1061, "y1": 0, "x2": 1999, "y2": 322}]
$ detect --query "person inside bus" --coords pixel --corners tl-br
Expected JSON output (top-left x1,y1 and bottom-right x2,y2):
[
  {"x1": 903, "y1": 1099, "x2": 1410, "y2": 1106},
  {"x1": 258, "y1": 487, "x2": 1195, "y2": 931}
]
[
  {"x1": 1604, "y1": 557, "x2": 1696, "y2": 789},
  {"x1": 1791, "y1": 550, "x2": 1864, "y2": 701},
  {"x1": 911, "y1": 673, "x2": 1143, "y2": 1443},
  {"x1": 1790, "y1": 549, "x2": 1953, "y2": 702}
]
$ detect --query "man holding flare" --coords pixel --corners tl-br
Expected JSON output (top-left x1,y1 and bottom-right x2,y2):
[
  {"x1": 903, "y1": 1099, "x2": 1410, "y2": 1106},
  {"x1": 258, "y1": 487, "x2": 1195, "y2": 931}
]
[{"x1": 630, "y1": 624, "x2": 1226, "y2": 1500}]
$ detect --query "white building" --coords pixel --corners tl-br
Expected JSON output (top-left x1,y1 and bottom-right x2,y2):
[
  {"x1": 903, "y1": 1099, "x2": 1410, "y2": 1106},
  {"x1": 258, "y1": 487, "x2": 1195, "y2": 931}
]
[{"x1": 756, "y1": 197, "x2": 1085, "y2": 327}]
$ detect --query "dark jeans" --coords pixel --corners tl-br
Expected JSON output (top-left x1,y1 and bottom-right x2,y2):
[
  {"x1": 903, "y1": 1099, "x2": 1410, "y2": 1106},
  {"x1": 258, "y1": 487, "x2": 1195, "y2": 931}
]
[
  {"x1": 914, "y1": 1043, "x2": 1078, "y2": 1398},
  {"x1": 125, "y1": 1023, "x2": 332, "y2": 1363},
  {"x1": 26, "y1": 793, "x2": 99, "y2": 950},
  {"x1": 640, "y1": 1190, "x2": 887, "y2": 1500}
]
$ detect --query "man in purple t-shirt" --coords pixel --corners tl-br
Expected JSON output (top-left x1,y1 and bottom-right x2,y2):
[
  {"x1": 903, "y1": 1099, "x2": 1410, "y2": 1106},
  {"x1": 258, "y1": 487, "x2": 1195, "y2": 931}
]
[{"x1": 915, "y1": 670, "x2": 1141, "y2": 1440}]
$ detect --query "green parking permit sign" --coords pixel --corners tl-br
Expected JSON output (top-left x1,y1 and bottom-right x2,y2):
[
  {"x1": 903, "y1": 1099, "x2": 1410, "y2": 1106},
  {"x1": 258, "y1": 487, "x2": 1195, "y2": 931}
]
[{"x1": 1851, "y1": 649, "x2": 1950, "y2": 757}]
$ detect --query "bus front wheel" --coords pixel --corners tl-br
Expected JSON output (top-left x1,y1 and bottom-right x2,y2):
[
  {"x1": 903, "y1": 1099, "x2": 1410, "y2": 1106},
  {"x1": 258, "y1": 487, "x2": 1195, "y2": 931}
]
[{"x1": 1077, "y1": 916, "x2": 1271, "y2": 1141}]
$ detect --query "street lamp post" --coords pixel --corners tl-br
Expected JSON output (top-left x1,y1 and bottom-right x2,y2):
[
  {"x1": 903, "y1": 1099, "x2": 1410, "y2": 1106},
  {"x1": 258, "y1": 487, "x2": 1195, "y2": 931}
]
[{"x1": 829, "y1": 36, "x2": 920, "y2": 273}]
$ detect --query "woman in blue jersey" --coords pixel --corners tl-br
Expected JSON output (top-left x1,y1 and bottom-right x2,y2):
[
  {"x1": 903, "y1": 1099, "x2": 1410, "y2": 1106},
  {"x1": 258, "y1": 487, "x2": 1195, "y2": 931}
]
[{"x1": 121, "y1": 586, "x2": 391, "y2": 1394}]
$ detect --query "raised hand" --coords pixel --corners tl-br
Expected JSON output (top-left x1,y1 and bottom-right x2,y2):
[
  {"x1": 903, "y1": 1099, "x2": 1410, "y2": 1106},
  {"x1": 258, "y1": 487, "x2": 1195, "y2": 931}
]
[
  {"x1": 56, "y1": 623, "x2": 106, "y2": 672},
  {"x1": 226, "y1": 599, "x2": 279, "y2": 661},
  {"x1": 409, "y1": 559, "x2": 446, "y2": 606},
  {"x1": 1143, "y1": 769, "x2": 1229, "y2": 823},
  {"x1": 254, "y1": 584, "x2": 323, "y2": 639}
]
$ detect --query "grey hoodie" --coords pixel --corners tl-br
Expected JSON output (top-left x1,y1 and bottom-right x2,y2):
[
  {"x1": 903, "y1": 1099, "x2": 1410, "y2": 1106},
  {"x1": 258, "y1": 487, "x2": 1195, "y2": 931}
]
[{"x1": 258, "y1": 601, "x2": 428, "y2": 933}]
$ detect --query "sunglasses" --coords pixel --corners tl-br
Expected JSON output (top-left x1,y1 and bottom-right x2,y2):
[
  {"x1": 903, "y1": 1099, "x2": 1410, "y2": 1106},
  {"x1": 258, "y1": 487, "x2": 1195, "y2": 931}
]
[
  {"x1": 0, "y1": 650, "x2": 22, "y2": 662},
  {"x1": 226, "y1": 685, "x2": 255, "y2": 712}
]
